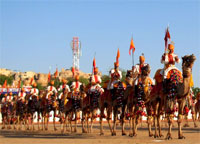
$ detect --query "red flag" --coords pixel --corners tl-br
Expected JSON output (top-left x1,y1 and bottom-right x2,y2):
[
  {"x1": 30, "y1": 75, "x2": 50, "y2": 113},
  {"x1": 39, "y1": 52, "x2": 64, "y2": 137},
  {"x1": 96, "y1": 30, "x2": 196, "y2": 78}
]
[
  {"x1": 72, "y1": 67, "x2": 75, "y2": 77},
  {"x1": 129, "y1": 37, "x2": 135, "y2": 55},
  {"x1": 48, "y1": 71, "x2": 51, "y2": 82},
  {"x1": 164, "y1": 27, "x2": 171, "y2": 51},
  {"x1": 116, "y1": 48, "x2": 120, "y2": 63},
  {"x1": 54, "y1": 68, "x2": 58, "y2": 77},
  {"x1": 30, "y1": 77, "x2": 34, "y2": 85}
]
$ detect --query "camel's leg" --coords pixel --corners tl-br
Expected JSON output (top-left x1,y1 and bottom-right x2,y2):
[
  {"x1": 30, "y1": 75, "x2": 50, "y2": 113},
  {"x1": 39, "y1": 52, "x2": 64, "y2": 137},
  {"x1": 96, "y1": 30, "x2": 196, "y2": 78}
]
[
  {"x1": 74, "y1": 111, "x2": 78, "y2": 133},
  {"x1": 53, "y1": 111, "x2": 57, "y2": 131},
  {"x1": 86, "y1": 114, "x2": 89, "y2": 133},
  {"x1": 121, "y1": 105, "x2": 127, "y2": 136},
  {"x1": 157, "y1": 114, "x2": 163, "y2": 137},
  {"x1": 81, "y1": 111, "x2": 86, "y2": 133},
  {"x1": 178, "y1": 100, "x2": 186, "y2": 139},
  {"x1": 183, "y1": 114, "x2": 189, "y2": 127},
  {"x1": 192, "y1": 112, "x2": 198, "y2": 127},
  {"x1": 107, "y1": 107, "x2": 113, "y2": 135},
  {"x1": 134, "y1": 115, "x2": 140, "y2": 136},
  {"x1": 147, "y1": 115, "x2": 153, "y2": 137},
  {"x1": 153, "y1": 103, "x2": 159, "y2": 138},
  {"x1": 129, "y1": 106, "x2": 135, "y2": 137},
  {"x1": 37, "y1": 113, "x2": 40, "y2": 130},
  {"x1": 100, "y1": 107, "x2": 104, "y2": 135},
  {"x1": 18, "y1": 116, "x2": 21, "y2": 130},
  {"x1": 90, "y1": 111, "x2": 95, "y2": 133},
  {"x1": 112, "y1": 108, "x2": 117, "y2": 136},
  {"x1": 165, "y1": 114, "x2": 173, "y2": 140},
  {"x1": 1, "y1": 116, "x2": 6, "y2": 129},
  {"x1": 41, "y1": 113, "x2": 44, "y2": 131}
]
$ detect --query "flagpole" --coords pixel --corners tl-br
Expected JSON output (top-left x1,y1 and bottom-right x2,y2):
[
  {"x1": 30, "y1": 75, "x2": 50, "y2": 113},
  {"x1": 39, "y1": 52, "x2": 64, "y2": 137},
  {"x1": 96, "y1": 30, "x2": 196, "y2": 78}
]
[{"x1": 132, "y1": 49, "x2": 134, "y2": 66}]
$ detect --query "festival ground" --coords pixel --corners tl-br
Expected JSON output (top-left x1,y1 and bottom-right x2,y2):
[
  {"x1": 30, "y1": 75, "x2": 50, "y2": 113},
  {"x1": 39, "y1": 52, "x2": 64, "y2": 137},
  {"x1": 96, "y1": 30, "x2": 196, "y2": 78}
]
[{"x1": 0, "y1": 122, "x2": 199, "y2": 144}]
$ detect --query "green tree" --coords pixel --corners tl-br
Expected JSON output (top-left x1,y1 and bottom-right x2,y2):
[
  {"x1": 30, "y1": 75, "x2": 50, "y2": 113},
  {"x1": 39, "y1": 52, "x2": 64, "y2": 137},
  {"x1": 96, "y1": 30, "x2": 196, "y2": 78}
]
[
  {"x1": 79, "y1": 76, "x2": 89, "y2": 85},
  {"x1": 67, "y1": 77, "x2": 74, "y2": 86},
  {"x1": 101, "y1": 74, "x2": 110, "y2": 86},
  {"x1": 0, "y1": 75, "x2": 14, "y2": 86},
  {"x1": 192, "y1": 87, "x2": 200, "y2": 98},
  {"x1": 36, "y1": 83, "x2": 45, "y2": 90}
]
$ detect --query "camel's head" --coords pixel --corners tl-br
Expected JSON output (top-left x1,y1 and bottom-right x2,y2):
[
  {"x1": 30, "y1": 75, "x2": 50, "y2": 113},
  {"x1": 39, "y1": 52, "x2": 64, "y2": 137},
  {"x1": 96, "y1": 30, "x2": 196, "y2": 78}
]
[
  {"x1": 182, "y1": 54, "x2": 196, "y2": 78},
  {"x1": 80, "y1": 84, "x2": 85, "y2": 92},
  {"x1": 126, "y1": 70, "x2": 133, "y2": 78},
  {"x1": 141, "y1": 64, "x2": 151, "y2": 77}
]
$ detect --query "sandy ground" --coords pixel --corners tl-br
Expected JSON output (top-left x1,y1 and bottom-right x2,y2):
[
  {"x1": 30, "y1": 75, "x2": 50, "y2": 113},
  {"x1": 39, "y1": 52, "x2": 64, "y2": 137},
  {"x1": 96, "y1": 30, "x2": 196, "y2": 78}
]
[{"x1": 0, "y1": 122, "x2": 200, "y2": 144}]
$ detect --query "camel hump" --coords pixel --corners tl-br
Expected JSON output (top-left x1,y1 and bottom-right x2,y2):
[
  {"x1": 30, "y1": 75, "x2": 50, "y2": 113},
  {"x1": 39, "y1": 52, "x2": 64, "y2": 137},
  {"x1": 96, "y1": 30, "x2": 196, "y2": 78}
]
[
  {"x1": 166, "y1": 69, "x2": 182, "y2": 81},
  {"x1": 154, "y1": 69, "x2": 163, "y2": 83}
]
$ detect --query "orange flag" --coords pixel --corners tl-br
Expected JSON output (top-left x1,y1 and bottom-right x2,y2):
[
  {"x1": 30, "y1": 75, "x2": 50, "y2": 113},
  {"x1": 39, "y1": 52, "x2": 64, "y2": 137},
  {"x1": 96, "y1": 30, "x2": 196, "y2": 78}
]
[
  {"x1": 116, "y1": 48, "x2": 120, "y2": 63},
  {"x1": 3, "y1": 80, "x2": 7, "y2": 88},
  {"x1": 93, "y1": 57, "x2": 96, "y2": 73},
  {"x1": 54, "y1": 68, "x2": 58, "y2": 78},
  {"x1": 48, "y1": 71, "x2": 51, "y2": 82},
  {"x1": 129, "y1": 37, "x2": 135, "y2": 55},
  {"x1": 30, "y1": 77, "x2": 34, "y2": 85},
  {"x1": 18, "y1": 80, "x2": 21, "y2": 88},
  {"x1": 72, "y1": 67, "x2": 75, "y2": 77}
]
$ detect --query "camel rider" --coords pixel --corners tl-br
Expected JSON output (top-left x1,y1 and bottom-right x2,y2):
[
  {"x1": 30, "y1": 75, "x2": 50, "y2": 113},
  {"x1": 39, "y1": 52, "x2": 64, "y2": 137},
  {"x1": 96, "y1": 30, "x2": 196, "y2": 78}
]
[
  {"x1": 132, "y1": 54, "x2": 148, "y2": 76},
  {"x1": 18, "y1": 88, "x2": 26, "y2": 103},
  {"x1": 30, "y1": 83, "x2": 39, "y2": 100},
  {"x1": 7, "y1": 92, "x2": 14, "y2": 104},
  {"x1": 46, "y1": 80, "x2": 57, "y2": 100},
  {"x1": 70, "y1": 75, "x2": 82, "y2": 98},
  {"x1": 90, "y1": 67, "x2": 104, "y2": 93},
  {"x1": 58, "y1": 79, "x2": 70, "y2": 100},
  {"x1": 1, "y1": 93, "x2": 8, "y2": 107},
  {"x1": 71, "y1": 75, "x2": 82, "y2": 92},
  {"x1": 107, "y1": 62, "x2": 122, "y2": 90},
  {"x1": 70, "y1": 75, "x2": 82, "y2": 111},
  {"x1": 161, "y1": 42, "x2": 180, "y2": 79}
]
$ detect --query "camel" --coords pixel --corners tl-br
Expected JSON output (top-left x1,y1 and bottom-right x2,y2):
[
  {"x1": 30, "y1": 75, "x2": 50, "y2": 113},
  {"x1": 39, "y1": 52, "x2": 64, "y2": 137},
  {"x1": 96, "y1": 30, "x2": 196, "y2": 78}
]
[
  {"x1": 99, "y1": 86, "x2": 113, "y2": 136},
  {"x1": 44, "y1": 91, "x2": 58, "y2": 131},
  {"x1": 161, "y1": 54, "x2": 196, "y2": 139},
  {"x1": 65, "y1": 88, "x2": 83, "y2": 133},
  {"x1": 86, "y1": 86, "x2": 103, "y2": 133},
  {"x1": 58, "y1": 89, "x2": 70, "y2": 133},
  {"x1": 127, "y1": 64, "x2": 155, "y2": 137},
  {"x1": 26, "y1": 92, "x2": 42, "y2": 130},
  {"x1": 99, "y1": 79, "x2": 126, "y2": 136}
]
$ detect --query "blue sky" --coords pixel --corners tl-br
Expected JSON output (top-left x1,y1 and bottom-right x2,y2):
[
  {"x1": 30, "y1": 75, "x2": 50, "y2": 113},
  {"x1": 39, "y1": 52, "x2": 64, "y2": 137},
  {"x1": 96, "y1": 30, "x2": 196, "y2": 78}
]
[{"x1": 0, "y1": 0, "x2": 199, "y2": 87}]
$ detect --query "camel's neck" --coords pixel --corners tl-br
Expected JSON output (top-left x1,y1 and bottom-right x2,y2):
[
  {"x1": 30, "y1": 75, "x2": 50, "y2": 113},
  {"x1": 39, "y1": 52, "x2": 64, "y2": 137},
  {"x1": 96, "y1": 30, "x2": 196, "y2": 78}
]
[{"x1": 178, "y1": 76, "x2": 190, "y2": 97}]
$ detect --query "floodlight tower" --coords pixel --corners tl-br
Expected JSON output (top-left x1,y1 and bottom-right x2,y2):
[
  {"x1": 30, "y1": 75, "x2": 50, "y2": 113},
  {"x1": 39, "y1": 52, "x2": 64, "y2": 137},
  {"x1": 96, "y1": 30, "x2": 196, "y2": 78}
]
[{"x1": 71, "y1": 37, "x2": 82, "y2": 74}]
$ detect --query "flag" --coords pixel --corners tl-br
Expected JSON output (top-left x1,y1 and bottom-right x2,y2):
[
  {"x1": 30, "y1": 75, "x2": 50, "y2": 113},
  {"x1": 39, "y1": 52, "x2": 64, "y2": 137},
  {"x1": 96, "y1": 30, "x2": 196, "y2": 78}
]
[
  {"x1": 129, "y1": 37, "x2": 135, "y2": 55},
  {"x1": 116, "y1": 48, "x2": 120, "y2": 63},
  {"x1": 30, "y1": 77, "x2": 34, "y2": 85},
  {"x1": 3, "y1": 80, "x2": 7, "y2": 88},
  {"x1": 93, "y1": 57, "x2": 96, "y2": 73},
  {"x1": 164, "y1": 27, "x2": 171, "y2": 51},
  {"x1": 48, "y1": 71, "x2": 51, "y2": 82},
  {"x1": 18, "y1": 80, "x2": 21, "y2": 88},
  {"x1": 72, "y1": 67, "x2": 75, "y2": 77},
  {"x1": 54, "y1": 68, "x2": 58, "y2": 78},
  {"x1": 18, "y1": 80, "x2": 23, "y2": 88}
]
